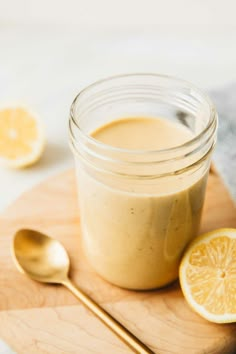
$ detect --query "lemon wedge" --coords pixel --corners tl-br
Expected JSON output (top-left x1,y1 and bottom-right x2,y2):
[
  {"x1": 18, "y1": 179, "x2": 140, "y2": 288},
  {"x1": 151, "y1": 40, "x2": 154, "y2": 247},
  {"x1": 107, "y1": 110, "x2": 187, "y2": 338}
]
[
  {"x1": 0, "y1": 107, "x2": 45, "y2": 168},
  {"x1": 180, "y1": 228, "x2": 236, "y2": 323}
]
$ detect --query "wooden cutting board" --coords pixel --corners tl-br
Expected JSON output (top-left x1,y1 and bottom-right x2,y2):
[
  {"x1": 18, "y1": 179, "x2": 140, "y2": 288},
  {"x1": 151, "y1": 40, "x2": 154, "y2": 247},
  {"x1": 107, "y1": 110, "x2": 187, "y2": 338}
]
[{"x1": 0, "y1": 168, "x2": 236, "y2": 354}]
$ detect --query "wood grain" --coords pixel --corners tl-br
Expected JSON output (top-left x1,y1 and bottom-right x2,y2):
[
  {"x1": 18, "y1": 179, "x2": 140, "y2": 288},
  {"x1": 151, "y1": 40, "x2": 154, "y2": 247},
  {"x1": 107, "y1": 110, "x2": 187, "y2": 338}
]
[{"x1": 0, "y1": 169, "x2": 235, "y2": 354}]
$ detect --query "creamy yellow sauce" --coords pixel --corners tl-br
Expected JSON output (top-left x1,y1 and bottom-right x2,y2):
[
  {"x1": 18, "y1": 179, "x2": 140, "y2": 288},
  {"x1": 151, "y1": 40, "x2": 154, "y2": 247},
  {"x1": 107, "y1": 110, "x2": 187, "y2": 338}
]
[
  {"x1": 77, "y1": 117, "x2": 207, "y2": 289},
  {"x1": 92, "y1": 117, "x2": 192, "y2": 150}
]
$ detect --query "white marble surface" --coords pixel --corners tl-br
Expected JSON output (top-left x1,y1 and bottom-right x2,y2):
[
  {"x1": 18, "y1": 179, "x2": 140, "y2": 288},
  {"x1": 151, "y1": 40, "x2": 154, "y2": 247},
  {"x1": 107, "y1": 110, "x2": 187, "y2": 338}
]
[
  {"x1": 1, "y1": 25, "x2": 236, "y2": 212},
  {"x1": 0, "y1": 341, "x2": 16, "y2": 354}
]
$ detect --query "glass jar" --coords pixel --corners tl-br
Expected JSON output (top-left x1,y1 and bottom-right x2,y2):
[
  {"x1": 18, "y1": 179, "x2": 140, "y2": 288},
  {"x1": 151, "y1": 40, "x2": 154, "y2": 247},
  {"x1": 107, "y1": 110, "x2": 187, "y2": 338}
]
[{"x1": 69, "y1": 74, "x2": 217, "y2": 290}]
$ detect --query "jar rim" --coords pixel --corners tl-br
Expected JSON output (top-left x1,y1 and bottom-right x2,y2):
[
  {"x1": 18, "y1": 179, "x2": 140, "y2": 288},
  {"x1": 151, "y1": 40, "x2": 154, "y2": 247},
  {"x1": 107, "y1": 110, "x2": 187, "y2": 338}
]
[{"x1": 70, "y1": 73, "x2": 217, "y2": 158}]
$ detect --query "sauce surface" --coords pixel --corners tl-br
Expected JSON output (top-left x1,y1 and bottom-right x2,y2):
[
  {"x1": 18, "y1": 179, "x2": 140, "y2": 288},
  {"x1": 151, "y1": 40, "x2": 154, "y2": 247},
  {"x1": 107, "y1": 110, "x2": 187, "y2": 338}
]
[{"x1": 92, "y1": 117, "x2": 192, "y2": 150}]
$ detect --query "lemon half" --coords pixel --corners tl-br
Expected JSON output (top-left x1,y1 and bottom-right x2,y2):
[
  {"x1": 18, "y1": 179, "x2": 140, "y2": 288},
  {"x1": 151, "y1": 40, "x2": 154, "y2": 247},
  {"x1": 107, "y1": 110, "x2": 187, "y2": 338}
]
[
  {"x1": 180, "y1": 228, "x2": 236, "y2": 323},
  {"x1": 0, "y1": 107, "x2": 45, "y2": 168}
]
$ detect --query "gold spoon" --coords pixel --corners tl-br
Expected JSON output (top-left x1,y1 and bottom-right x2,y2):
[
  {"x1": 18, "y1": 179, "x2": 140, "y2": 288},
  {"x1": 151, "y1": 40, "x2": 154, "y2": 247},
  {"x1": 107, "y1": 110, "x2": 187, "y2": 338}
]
[{"x1": 12, "y1": 229, "x2": 154, "y2": 354}]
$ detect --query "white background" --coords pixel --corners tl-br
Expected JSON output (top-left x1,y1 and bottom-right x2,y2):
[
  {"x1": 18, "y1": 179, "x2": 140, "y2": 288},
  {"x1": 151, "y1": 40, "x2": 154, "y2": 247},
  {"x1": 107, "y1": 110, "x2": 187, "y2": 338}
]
[
  {"x1": 1, "y1": 0, "x2": 236, "y2": 26},
  {"x1": 0, "y1": 0, "x2": 236, "y2": 211}
]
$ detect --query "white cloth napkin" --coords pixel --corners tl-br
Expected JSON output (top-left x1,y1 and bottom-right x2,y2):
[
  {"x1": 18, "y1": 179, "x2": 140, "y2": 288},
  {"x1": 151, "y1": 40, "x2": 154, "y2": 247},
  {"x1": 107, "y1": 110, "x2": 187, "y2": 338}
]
[{"x1": 211, "y1": 83, "x2": 236, "y2": 203}]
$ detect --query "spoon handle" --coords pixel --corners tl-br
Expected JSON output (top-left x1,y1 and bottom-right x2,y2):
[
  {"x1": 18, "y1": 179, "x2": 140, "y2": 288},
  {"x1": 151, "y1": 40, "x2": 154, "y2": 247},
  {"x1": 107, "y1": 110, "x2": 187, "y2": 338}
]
[{"x1": 63, "y1": 278, "x2": 154, "y2": 354}]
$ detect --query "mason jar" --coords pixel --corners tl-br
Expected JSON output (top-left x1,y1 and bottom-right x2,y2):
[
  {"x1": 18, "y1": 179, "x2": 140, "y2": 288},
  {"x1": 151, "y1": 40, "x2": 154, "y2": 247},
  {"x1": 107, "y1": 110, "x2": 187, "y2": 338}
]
[{"x1": 69, "y1": 74, "x2": 217, "y2": 290}]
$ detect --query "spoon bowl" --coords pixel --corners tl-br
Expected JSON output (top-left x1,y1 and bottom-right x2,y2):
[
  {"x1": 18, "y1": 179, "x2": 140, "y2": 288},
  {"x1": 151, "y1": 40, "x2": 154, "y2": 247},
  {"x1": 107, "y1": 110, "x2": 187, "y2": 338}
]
[{"x1": 13, "y1": 229, "x2": 69, "y2": 283}]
